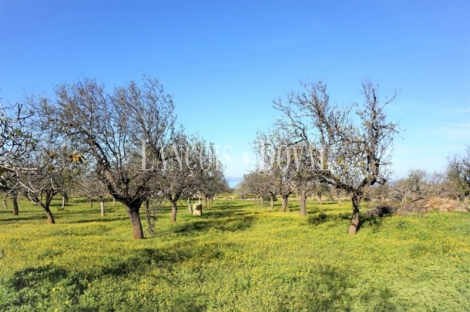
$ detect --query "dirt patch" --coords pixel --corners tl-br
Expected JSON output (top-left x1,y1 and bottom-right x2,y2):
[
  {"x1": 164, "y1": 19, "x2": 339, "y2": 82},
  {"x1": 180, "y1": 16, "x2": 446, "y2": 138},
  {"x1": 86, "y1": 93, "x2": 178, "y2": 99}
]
[{"x1": 400, "y1": 197, "x2": 469, "y2": 214}]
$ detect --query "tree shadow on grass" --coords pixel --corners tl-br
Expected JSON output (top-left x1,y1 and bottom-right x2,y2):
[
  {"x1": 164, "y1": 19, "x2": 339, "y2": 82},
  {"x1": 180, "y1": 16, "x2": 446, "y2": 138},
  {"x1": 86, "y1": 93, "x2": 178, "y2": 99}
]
[
  {"x1": 2, "y1": 265, "x2": 89, "y2": 309},
  {"x1": 307, "y1": 210, "x2": 388, "y2": 233},
  {"x1": 173, "y1": 215, "x2": 254, "y2": 235},
  {"x1": 101, "y1": 242, "x2": 235, "y2": 277},
  {"x1": 358, "y1": 215, "x2": 388, "y2": 233},
  {"x1": 0, "y1": 215, "x2": 51, "y2": 224},
  {"x1": 2, "y1": 240, "x2": 236, "y2": 307},
  {"x1": 201, "y1": 209, "x2": 251, "y2": 219},
  {"x1": 67, "y1": 216, "x2": 128, "y2": 224}
]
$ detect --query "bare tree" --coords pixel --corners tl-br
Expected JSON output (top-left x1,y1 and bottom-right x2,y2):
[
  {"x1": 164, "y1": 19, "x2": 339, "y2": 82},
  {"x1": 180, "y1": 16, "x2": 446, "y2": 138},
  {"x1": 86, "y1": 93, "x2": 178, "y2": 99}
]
[
  {"x1": 76, "y1": 170, "x2": 108, "y2": 216},
  {"x1": 234, "y1": 181, "x2": 250, "y2": 199},
  {"x1": 241, "y1": 169, "x2": 278, "y2": 207},
  {"x1": 389, "y1": 178, "x2": 409, "y2": 203},
  {"x1": 154, "y1": 132, "x2": 195, "y2": 222},
  {"x1": 16, "y1": 145, "x2": 73, "y2": 224},
  {"x1": 406, "y1": 169, "x2": 427, "y2": 200},
  {"x1": 153, "y1": 134, "x2": 226, "y2": 221},
  {"x1": 29, "y1": 77, "x2": 177, "y2": 239},
  {"x1": 193, "y1": 143, "x2": 229, "y2": 208},
  {"x1": 1, "y1": 101, "x2": 35, "y2": 214},
  {"x1": 254, "y1": 133, "x2": 316, "y2": 213},
  {"x1": 272, "y1": 80, "x2": 399, "y2": 234},
  {"x1": 314, "y1": 182, "x2": 331, "y2": 205},
  {"x1": 447, "y1": 146, "x2": 470, "y2": 201}
]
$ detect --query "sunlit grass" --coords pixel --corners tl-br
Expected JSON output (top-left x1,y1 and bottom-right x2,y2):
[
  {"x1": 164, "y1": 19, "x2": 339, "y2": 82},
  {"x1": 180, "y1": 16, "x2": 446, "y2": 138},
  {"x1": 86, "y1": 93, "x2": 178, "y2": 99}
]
[{"x1": 1, "y1": 197, "x2": 469, "y2": 311}]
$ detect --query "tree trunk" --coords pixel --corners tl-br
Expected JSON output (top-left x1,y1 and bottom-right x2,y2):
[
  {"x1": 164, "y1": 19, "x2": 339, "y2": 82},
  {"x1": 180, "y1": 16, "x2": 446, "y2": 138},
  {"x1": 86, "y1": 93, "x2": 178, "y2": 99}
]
[
  {"x1": 281, "y1": 195, "x2": 289, "y2": 212},
  {"x1": 188, "y1": 198, "x2": 193, "y2": 214},
  {"x1": 348, "y1": 195, "x2": 361, "y2": 235},
  {"x1": 270, "y1": 194, "x2": 274, "y2": 210},
  {"x1": 61, "y1": 195, "x2": 66, "y2": 210},
  {"x1": 100, "y1": 196, "x2": 105, "y2": 216},
  {"x1": 261, "y1": 196, "x2": 264, "y2": 208},
  {"x1": 12, "y1": 193, "x2": 19, "y2": 216},
  {"x1": 128, "y1": 209, "x2": 144, "y2": 239},
  {"x1": 39, "y1": 203, "x2": 55, "y2": 224},
  {"x1": 113, "y1": 197, "x2": 116, "y2": 206},
  {"x1": 299, "y1": 191, "x2": 307, "y2": 216},
  {"x1": 89, "y1": 198, "x2": 93, "y2": 208},
  {"x1": 145, "y1": 199, "x2": 155, "y2": 235},
  {"x1": 2, "y1": 198, "x2": 7, "y2": 209},
  {"x1": 317, "y1": 192, "x2": 323, "y2": 205},
  {"x1": 171, "y1": 200, "x2": 178, "y2": 222}
]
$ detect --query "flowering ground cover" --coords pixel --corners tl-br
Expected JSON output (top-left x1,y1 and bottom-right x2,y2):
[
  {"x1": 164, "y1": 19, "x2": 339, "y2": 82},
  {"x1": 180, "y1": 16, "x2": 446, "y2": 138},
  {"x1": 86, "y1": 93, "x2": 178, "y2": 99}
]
[{"x1": 1, "y1": 198, "x2": 469, "y2": 311}]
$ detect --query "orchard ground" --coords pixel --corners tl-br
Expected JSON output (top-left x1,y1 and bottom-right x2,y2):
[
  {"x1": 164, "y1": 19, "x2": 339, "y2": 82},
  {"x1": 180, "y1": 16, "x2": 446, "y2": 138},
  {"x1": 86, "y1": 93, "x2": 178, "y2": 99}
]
[{"x1": 0, "y1": 197, "x2": 469, "y2": 311}]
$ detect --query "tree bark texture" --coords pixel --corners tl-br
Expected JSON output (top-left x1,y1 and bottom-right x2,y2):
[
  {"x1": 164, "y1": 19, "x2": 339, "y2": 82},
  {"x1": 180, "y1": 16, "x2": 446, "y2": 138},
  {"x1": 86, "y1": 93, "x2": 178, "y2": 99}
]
[
  {"x1": 187, "y1": 198, "x2": 193, "y2": 214},
  {"x1": 171, "y1": 200, "x2": 178, "y2": 222},
  {"x1": 44, "y1": 206, "x2": 55, "y2": 224},
  {"x1": 299, "y1": 191, "x2": 307, "y2": 216},
  {"x1": 281, "y1": 195, "x2": 289, "y2": 212},
  {"x1": 12, "y1": 193, "x2": 19, "y2": 216},
  {"x1": 128, "y1": 208, "x2": 144, "y2": 239},
  {"x1": 348, "y1": 195, "x2": 361, "y2": 235}
]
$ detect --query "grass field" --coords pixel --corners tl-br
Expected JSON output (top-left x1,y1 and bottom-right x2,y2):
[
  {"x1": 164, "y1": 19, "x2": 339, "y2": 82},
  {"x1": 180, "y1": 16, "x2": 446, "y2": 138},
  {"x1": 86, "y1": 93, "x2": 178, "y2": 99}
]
[{"x1": 0, "y1": 197, "x2": 469, "y2": 311}]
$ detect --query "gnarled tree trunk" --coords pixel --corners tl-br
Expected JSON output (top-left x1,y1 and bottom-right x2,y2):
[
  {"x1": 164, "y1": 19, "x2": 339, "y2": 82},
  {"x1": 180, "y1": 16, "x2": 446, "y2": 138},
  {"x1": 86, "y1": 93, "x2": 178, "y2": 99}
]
[
  {"x1": 45, "y1": 207, "x2": 55, "y2": 224},
  {"x1": 348, "y1": 194, "x2": 361, "y2": 235},
  {"x1": 128, "y1": 207, "x2": 144, "y2": 239},
  {"x1": 12, "y1": 192, "x2": 19, "y2": 216},
  {"x1": 281, "y1": 194, "x2": 289, "y2": 212},
  {"x1": 317, "y1": 192, "x2": 323, "y2": 205},
  {"x1": 170, "y1": 200, "x2": 178, "y2": 222}
]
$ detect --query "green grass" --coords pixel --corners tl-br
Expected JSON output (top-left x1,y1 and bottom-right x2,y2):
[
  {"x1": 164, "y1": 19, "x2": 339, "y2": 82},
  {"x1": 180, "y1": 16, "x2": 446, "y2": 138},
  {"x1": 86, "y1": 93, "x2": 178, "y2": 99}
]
[{"x1": 0, "y1": 197, "x2": 469, "y2": 311}]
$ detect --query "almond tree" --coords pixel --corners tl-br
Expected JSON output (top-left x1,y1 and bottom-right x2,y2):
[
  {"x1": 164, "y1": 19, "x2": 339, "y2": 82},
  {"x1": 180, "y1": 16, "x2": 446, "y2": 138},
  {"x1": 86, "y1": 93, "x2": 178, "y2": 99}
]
[
  {"x1": 447, "y1": 146, "x2": 470, "y2": 201},
  {"x1": 152, "y1": 133, "x2": 227, "y2": 221},
  {"x1": 1, "y1": 101, "x2": 35, "y2": 214},
  {"x1": 153, "y1": 132, "x2": 198, "y2": 222},
  {"x1": 253, "y1": 133, "x2": 317, "y2": 214},
  {"x1": 14, "y1": 120, "x2": 77, "y2": 224},
  {"x1": 191, "y1": 142, "x2": 229, "y2": 208},
  {"x1": 242, "y1": 170, "x2": 270, "y2": 206},
  {"x1": 30, "y1": 77, "x2": 177, "y2": 239},
  {"x1": 16, "y1": 148, "x2": 69, "y2": 224},
  {"x1": 272, "y1": 80, "x2": 399, "y2": 234}
]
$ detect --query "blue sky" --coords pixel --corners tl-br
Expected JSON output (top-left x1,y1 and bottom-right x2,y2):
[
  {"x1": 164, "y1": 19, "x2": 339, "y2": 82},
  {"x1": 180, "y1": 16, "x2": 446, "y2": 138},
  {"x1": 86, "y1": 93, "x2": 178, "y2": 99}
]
[{"x1": 1, "y1": 0, "x2": 469, "y2": 186}]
